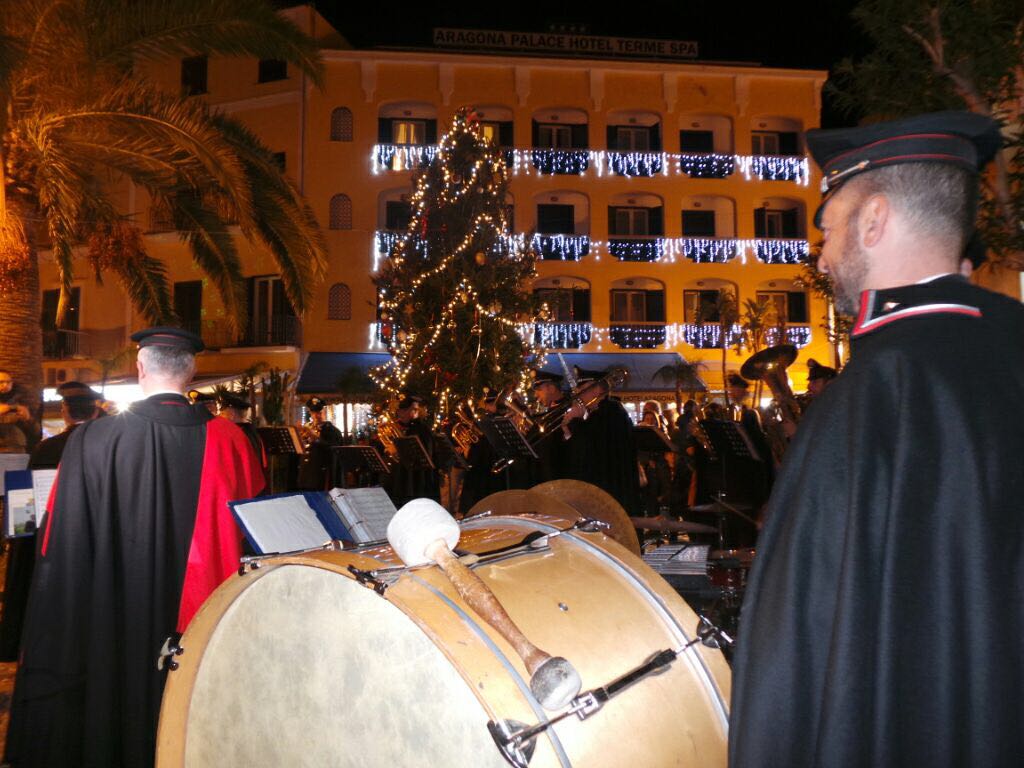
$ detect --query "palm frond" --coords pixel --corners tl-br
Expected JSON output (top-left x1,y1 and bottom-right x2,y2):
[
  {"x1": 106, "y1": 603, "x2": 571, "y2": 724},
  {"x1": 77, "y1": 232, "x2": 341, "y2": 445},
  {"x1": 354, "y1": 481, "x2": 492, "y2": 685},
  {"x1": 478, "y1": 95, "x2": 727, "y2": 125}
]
[
  {"x1": 170, "y1": 193, "x2": 248, "y2": 330},
  {"x1": 89, "y1": 0, "x2": 324, "y2": 86},
  {"x1": 103, "y1": 234, "x2": 176, "y2": 324}
]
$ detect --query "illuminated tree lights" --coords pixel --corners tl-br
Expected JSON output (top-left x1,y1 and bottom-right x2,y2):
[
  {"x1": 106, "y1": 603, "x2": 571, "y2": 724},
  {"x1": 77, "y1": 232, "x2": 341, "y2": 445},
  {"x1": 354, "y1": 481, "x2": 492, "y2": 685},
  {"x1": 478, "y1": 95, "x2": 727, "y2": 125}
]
[
  {"x1": 371, "y1": 108, "x2": 541, "y2": 420},
  {"x1": 373, "y1": 145, "x2": 810, "y2": 184}
]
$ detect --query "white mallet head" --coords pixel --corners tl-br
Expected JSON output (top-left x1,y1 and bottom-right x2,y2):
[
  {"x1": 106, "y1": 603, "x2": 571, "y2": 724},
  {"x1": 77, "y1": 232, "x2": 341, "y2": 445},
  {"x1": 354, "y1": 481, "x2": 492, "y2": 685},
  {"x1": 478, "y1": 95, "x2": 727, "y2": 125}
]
[{"x1": 387, "y1": 498, "x2": 461, "y2": 566}]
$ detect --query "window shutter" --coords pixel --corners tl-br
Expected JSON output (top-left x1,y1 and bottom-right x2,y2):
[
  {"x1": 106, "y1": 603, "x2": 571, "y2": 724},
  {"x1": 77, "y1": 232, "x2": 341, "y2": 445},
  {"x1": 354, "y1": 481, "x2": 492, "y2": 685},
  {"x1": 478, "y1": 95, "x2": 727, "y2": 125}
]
[
  {"x1": 754, "y1": 207, "x2": 767, "y2": 237},
  {"x1": 787, "y1": 291, "x2": 808, "y2": 323},
  {"x1": 425, "y1": 120, "x2": 438, "y2": 143},
  {"x1": 329, "y1": 194, "x2": 352, "y2": 230},
  {"x1": 649, "y1": 207, "x2": 664, "y2": 236},
  {"x1": 330, "y1": 108, "x2": 354, "y2": 142},
  {"x1": 378, "y1": 118, "x2": 392, "y2": 143},
  {"x1": 646, "y1": 290, "x2": 666, "y2": 322},
  {"x1": 573, "y1": 289, "x2": 591, "y2": 322},
  {"x1": 531, "y1": 120, "x2": 540, "y2": 147},
  {"x1": 606, "y1": 126, "x2": 617, "y2": 150},
  {"x1": 328, "y1": 283, "x2": 352, "y2": 320},
  {"x1": 649, "y1": 124, "x2": 662, "y2": 151},
  {"x1": 608, "y1": 206, "x2": 619, "y2": 236},
  {"x1": 499, "y1": 121, "x2": 514, "y2": 147},
  {"x1": 778, "y1": 132, "x2": 799, "y2": 156},
  {"x1": 782, "y1": 208, "x2": 799, "y2": 238},
  {"x1": 679, "y1": 130, "x2": 714, "y2": 153},
  {"x1": 572, "y1": 123, "x2": 588, "y2": 149}
]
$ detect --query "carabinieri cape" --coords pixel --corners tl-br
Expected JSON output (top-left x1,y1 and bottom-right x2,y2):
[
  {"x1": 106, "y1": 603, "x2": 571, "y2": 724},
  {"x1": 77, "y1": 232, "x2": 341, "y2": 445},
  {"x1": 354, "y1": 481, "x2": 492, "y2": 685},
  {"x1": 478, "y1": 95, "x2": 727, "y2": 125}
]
[
  {"x1": 5, "y1": 394, "x2": 265, "y2": 768},
  {"x1": 729, "y1": 275, "x2": 1024, "y2": 767}
]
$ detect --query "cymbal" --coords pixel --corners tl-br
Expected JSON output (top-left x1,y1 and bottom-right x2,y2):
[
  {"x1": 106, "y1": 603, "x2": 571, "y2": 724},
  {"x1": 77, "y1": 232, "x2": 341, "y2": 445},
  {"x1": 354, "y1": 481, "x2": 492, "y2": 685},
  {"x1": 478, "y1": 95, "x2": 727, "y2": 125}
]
[
  {"x1": 688, "y1": 502, "x2": 754, "y2": 514},
  {"x1": 530, "y1": 480, "x2": 641, "y2": 557},
  {"x1": 629, "y1": 517, "x2": 718, "y2": 535}
]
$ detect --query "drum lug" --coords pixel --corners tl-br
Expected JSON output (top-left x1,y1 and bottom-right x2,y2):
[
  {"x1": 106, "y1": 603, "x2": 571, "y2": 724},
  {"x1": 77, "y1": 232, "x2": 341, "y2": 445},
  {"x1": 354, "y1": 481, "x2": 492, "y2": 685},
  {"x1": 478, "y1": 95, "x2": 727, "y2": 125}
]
[
  {"x1": 347, "y1": 564, "x2": 388, "y2": 596},
  {"x1": 487, "y1": 719, "x2": 536, "y2": 768},
  {"x1": 157, "y1": 634, "x2": 184, "y2": 672}
]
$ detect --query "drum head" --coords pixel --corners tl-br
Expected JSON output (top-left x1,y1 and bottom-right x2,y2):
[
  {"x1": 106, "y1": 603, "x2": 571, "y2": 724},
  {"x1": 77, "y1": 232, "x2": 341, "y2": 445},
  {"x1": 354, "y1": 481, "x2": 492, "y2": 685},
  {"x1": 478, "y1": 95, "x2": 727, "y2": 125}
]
[{"x1": 530, "y1": 480, "x2": 641, "y2": 557}]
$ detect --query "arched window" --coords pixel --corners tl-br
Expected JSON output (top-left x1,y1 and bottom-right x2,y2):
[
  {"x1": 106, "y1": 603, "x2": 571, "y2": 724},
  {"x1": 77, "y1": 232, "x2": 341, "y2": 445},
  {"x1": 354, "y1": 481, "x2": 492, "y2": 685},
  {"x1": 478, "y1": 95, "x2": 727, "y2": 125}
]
[
  {"x1": 328, "y1": 283, "x2": 352, "y2": 320},
  {"x1": 329, "y1": 194, "x2": 352, "y2": 230},
  {"x1": 330, "y1": 107, "x2": 354, "y2": 141}
]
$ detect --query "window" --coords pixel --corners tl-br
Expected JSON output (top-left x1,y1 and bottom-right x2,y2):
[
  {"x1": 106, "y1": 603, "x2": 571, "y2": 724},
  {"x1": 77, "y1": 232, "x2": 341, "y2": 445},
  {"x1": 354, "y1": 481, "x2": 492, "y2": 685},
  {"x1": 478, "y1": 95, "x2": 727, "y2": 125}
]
[
  {"x1": 393, "y1": 120, "x2": 426, "y2": 145},
  {"x1": 536, "y1": 204, "x2": 575, "y2": 234},
  {"x1": 614, "y1": 126, "x2": 650, "y2": 151},
  {"x1": 181, "y1": 56, "x2": 208, "y2": 96},
  {"x1": 752, "y1": 131, "x2": 799, "y2": 156},
  {"x1": 679, "y1": 130, "x2": 714, "y2": 153},
  {"x1": 174, "y1": 281, "x2": 203, "y2": 336},
  {"x1": 614, "y1": 208, "x2": 649, "y2": 236},
  {"x1": 756, "y1": 291, "x2": 808, "y2": 324},
  {"x1": 385, "y1": 200, "x2": 412, "y2": 231},
  {"x1": 684, "y1": 289, "x2": 726, "y2": 323},
  {"x1": 247, "y1": 276, "x2": 298, "y2": 346},
  {"x1": 682, "y1": 210, "x2": 716, "y2": 237},
  {"x1": 328, "y1": 283, "x2": 352, "y2": 320},
  {"x1": 611, "y1": 289, "x2": 665, "y2": 322},
  {"x1": 537, "y1": 124, "x2": 572, "y2": 148},
  {"x1": 330, "y1": 108, "x2": 354, "y2": 142},
  {"x1": 754, "y1": 207, "x2": 800, "y2": 238},
  {"x1": 257, "y1": 59, "x2": 287, "y2": 83},
  {"x1": 41, "y1": 288, "x2": 81, "y2": 332},
  {"x1": 330, "y1": 194, "x2": 352, "y2": 230},
  {"x1": 479, "y1": 122, "x2": 500, "y2": 145},
  {"x1": 534, "y1": 287, "x2": 591, "y2": 322}
]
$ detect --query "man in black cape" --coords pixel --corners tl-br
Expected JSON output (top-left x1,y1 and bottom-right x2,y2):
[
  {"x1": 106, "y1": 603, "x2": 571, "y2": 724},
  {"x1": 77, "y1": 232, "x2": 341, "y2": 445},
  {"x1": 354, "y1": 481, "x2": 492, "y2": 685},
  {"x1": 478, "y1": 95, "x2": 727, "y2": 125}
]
[
  {"x1": 384, "y1": 395, "x2": 440, "y2": 507},
  {"x1": 729, "y1": 112, "x2": 1024, "y2": 767},
  {"x1": 561, "y1": 368, "x2": 641, "y2": 515},
  {"x1": 5, "y1": 327, "x2": 265, "y2": 768}
]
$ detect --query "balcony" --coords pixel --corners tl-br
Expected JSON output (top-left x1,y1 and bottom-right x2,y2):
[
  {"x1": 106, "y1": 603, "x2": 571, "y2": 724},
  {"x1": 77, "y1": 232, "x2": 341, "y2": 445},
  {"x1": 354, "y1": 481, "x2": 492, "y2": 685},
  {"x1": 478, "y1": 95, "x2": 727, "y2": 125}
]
[
  {"x1": 767, "y1": 325, "x2": 812, "y2": 348},
  {"x1": 678, "y1": 238, "x2": 740, "y2": 264},
  {"x1": 530, "y1": 149, "x2": 590, "y2": 175},
  {"x1": 533, "y1": 234, "x2": 590, "y2": 261},
  {"x1": 205, "y1": 316, "x2": 302, "y2": 349},
  {"x1": 746, "y1": 155, "x2": 807, "y2": 182},
  {"x1": 533, "y1": 322, "x2": 592, "y2": 349},
  {"x1": 678, "y1": 153, "x2": 736, "y2": 179},
  {"x1": 43, "y1": 329, "x2": 86, "y2": 359},
  {"x1": 373, "y1": 144, "x2": 439, "y2": 172},
  {"x1": 681, "y1": 323, "x2": 742, "y2": 350},
  {"x1": 608, "y1": 236, "x2": 666, "y2": 262},
  {"x1": 609, "y1": 322, "x2": 666, "y2": 349},
  {"x1": 754, "y1": 239, "x2": 810, "y2": 264},
  {"x1": 607, "y1": 152, "x2": 664, "y2": 177}
]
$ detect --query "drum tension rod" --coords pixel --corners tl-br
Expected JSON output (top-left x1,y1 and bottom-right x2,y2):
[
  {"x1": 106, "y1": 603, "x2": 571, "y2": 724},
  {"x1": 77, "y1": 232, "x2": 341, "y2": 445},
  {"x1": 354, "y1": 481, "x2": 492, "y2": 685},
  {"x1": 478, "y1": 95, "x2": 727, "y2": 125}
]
[
  {"x1": 157, "y1": 634, "x2": 184, "y2": 673},
  {"x1": 347, "y1": 564, "x2": 388, "y2": 595},
  {"x1": 488, "y1": 648, "x2": 678, "y2": 768}
]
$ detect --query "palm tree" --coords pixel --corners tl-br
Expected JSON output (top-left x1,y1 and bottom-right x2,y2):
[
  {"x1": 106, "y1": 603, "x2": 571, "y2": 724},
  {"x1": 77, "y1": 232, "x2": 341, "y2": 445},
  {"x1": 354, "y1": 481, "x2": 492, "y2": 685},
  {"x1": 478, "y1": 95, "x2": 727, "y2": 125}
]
[
  {"x1": 0, "y1": 0, "x2": 328, "y2": 442},
  {"x1": 713, "y1": 288, "x2": 739, "y2": 405},
  {"x1": 653, "y1": 359, "x2": 705, "y2": 412}
]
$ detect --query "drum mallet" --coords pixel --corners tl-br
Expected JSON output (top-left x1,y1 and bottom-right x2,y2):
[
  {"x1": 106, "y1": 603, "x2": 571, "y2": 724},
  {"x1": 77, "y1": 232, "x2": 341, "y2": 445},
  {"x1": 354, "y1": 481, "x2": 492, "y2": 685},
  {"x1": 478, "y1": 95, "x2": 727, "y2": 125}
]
[{"x1": 388, "y1": 499, "x2": 581, "y2": 711}]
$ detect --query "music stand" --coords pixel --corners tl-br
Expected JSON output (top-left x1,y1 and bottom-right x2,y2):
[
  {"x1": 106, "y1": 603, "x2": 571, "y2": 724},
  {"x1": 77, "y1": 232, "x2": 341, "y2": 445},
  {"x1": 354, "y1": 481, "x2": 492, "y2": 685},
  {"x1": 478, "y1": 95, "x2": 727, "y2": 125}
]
[
  {"x1": 693, "y1": 419, "x2": 763, "y2": 547},
  {"x1": 479, "y1": 415, "x2": 537, "y2": 467},
  {"x1": 394, "y1": 435, "x2": 435, "y2": 471},
  {"x1": 257, "y1": 426, "x2": 304, "y2": 455},
  {"x1": 634, "y1": 425, "x2": 676, "y2": 453}
]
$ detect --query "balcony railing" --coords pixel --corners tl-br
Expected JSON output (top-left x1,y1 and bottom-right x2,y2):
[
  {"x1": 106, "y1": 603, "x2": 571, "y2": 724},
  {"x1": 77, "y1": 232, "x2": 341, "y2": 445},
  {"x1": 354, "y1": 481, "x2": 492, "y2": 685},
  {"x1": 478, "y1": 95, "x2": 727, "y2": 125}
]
[
  {"x1": 754, "y1": 238, "x2": 810, "y2": 264},
  {"x1": 372, "y1": 145, "x2": 810, "y2": 185},
  {"x1": 534, "y1": 234, "x2": 590, "y2": 261},
  {"x1": 610, "y1": 322, "x2": 666, "y2": 349},
  {"x1": 43, "y1": 329, "x2": 85, "y2": 359},
  {"x1": 608, "y1": 236, "x2": 666, "y2": 262},
  {"x1": 533, "y1": 322, "x2": 592, "y2": 349},
  {"x1": 679, "y1": 323, "x2": 811, "y2": 349},
  {"x1": 678, "y1": 238, "x2": 741, "y2": 264},
  {"x1": 205, "y1": 317, "x2": 301, "y2": 349}
]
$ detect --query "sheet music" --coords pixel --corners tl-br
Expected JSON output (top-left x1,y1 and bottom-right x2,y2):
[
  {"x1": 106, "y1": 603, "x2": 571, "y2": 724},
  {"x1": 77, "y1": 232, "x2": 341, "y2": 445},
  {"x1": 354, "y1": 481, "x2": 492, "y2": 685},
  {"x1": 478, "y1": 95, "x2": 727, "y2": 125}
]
[
  {"x1": 31, "y1": 469, "x2": 58, "y2": 516},
  {"x1": 0, "y1": 455, "x2": 29, "y2": 495},
  {"x1": 329, "y1": 487, "x2": 397, "y2": 543},
  {"x1": 233, "y1": 495, "x2": 331, "y2": 554}
]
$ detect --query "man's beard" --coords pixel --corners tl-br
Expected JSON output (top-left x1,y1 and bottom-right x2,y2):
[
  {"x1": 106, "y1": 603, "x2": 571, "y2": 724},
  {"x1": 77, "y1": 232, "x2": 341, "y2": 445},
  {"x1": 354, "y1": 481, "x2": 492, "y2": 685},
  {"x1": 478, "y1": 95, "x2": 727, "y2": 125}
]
[{"x1": 830, "y1": 212, "x2": 870, "y2": 316}]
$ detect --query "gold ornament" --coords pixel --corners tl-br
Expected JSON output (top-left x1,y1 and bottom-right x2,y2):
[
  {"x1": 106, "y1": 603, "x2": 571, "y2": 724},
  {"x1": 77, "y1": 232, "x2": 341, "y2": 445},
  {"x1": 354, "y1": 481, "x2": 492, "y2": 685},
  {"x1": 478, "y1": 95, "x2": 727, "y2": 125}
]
[
  {"x1": 471, "y1": 324, "x2": 482, "y2": 335},
  {"x1": 474, "y1": 251, "x2": 486, "y2": 265}
]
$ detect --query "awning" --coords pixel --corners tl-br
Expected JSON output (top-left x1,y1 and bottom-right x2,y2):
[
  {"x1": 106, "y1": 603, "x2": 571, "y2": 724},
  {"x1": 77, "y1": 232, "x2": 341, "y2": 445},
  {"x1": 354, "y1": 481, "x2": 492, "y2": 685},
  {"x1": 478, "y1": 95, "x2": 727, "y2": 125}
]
[
  {"x1": 538, "y1": 353, "x2": 706, "y2": 395},
  {"x1": 296, "y1": 352, "x2": 392, "y2": 397}
]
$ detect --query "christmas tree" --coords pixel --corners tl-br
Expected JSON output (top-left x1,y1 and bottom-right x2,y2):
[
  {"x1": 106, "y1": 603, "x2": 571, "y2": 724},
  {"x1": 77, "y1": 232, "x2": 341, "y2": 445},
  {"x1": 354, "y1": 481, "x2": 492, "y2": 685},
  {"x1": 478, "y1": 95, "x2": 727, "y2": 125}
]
[{"x1": 373, "y1": 108, "x2": 540, "y2": 424}]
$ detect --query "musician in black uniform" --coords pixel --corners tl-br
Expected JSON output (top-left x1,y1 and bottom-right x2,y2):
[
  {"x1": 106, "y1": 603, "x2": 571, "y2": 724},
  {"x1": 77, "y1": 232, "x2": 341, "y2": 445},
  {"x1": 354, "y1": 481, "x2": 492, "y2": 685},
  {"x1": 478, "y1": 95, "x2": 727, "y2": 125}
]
[
  {"x1": 561, "y1": 368, "x2": 641, "y2": 515},
  {"x1": 386, "y1": 395, "x2": 440, "y2": 507},
  {"x1": 525, "y1": 370, "x2": 567, "y2": 484},
  {"x1": 218, "y1": 390, "x2": 267, "y2": 474},
  {"x1": 296, "y1": 396, "x2": 343, "y2": 490}
]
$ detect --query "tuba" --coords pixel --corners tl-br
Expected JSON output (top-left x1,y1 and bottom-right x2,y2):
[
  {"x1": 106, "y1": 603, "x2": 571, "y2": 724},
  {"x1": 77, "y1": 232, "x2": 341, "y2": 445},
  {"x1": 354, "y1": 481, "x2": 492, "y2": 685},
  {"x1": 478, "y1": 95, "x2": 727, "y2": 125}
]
[
  {"x1": 740, "y1": 344, "x2": 802, "y2": 463},
  {"x1": 373, "y1": 411, "x2": 405, "y2": 461},
  {"x1": 449, "y1": 402, "x2": 483, "y2": 457}
]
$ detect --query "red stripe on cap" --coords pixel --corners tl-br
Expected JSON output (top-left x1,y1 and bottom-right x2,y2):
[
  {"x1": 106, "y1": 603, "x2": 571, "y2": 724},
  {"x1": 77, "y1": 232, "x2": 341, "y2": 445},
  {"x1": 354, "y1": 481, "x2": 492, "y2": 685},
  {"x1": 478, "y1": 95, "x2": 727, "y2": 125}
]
[{"x1": 824, "y1": 133, "x2": 975, "y2": 171}]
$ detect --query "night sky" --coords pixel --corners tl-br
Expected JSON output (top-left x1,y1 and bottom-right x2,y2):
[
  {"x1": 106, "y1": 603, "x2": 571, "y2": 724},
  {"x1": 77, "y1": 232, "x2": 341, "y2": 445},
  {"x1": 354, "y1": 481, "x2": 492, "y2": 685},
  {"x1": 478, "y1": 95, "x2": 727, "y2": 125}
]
[{"x1": 312, "y1": 0, "x2": 868, "y2": 127}]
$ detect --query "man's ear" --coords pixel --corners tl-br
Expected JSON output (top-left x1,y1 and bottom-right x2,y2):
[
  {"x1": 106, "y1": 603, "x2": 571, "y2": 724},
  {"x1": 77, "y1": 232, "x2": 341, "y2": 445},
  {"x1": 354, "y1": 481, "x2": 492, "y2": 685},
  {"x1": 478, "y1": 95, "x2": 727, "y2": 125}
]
[
  {"x1": 858, "y1": 193, "x2": 889, "y2": 249},
  {"x1": 136, "y1": 356, "x2": 145, "y2": 379}
]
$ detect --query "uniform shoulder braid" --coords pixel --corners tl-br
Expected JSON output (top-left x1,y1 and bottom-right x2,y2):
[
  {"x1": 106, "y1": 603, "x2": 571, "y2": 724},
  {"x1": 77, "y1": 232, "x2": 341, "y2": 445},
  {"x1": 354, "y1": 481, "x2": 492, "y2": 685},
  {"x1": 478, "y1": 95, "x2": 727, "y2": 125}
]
[{"x1": 851, "y1": 275, "x2": 986, "y2": 338}]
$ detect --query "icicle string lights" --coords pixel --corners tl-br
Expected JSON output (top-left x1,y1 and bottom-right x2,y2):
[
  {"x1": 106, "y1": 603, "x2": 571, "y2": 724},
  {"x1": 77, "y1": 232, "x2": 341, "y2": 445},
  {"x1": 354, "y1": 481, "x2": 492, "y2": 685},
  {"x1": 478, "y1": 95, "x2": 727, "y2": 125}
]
[
  {"x1": 371, "y1": 322, "x2": 813, "y2": 351},
  {"x1": 373, "y1": 145, "x2": 810, "y2": 185},
  {"x1": 374, "y1": 230, "x2": 809, "y2": 265}
]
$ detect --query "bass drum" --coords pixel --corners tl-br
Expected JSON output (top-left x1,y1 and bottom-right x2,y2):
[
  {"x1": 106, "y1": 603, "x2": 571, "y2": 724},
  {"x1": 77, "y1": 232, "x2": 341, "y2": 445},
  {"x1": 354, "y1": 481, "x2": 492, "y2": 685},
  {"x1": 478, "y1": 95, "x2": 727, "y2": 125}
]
[{"x1": 157, "y1": 500, "x2": 730, "y2": 768}]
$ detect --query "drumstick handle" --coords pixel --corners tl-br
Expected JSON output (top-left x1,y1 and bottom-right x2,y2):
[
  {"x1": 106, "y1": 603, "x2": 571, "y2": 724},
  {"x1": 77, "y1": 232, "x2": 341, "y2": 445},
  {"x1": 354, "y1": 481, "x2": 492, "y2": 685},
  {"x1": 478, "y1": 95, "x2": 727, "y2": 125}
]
[{"x1": 425, "y1": 539, "x2": 549, "y2": 675}]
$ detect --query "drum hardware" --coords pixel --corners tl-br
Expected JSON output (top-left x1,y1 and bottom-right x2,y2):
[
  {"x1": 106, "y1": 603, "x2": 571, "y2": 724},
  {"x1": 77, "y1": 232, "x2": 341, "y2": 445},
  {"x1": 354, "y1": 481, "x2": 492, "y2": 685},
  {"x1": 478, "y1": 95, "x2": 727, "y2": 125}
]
[
  {"x1": 347, "y1": 564, "x2": 389, "y2": 595},
  {"x1": 487, "y1": 648, "x2": 683, "y2": 768},
  {"x1": 238, "y1": 540, "x2": 344, "y2": 576},
  {"x1": 157, "y1": 634, "x2": 184, "y2": 673},
  {"x1": 695, "y1": 612, "x2": 735, "y2": 651}
]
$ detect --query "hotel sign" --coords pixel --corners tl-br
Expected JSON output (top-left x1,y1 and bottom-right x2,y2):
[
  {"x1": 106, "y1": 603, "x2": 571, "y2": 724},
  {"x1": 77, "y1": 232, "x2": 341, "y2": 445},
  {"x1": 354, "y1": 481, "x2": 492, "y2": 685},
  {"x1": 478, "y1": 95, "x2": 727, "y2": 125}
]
[{"x1": 433, "y1": 28, "x2": 699, "y2": 60}]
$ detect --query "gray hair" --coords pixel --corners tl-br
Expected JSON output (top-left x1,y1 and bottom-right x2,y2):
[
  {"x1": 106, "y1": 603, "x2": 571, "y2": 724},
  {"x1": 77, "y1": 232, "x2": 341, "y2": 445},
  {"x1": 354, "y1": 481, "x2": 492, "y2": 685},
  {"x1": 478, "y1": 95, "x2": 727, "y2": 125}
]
[
  {"x1": 138, "y1": 345, "x2": 195, "y2": 384},
  {"x1": 846, "y1": 163, "x2": 975, "y2": 252}
]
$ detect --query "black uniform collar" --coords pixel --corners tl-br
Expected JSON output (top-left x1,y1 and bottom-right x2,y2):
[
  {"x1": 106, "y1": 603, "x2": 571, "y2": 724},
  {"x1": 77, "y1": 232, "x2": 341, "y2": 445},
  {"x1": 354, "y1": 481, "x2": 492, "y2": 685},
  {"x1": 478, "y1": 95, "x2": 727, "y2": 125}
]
[
  {"x1": 131, "y1": 393, "x2": 213, "y2": 426},
  {"x1": 852, "y1": 275, "x2": 982, "y2": 338}
]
